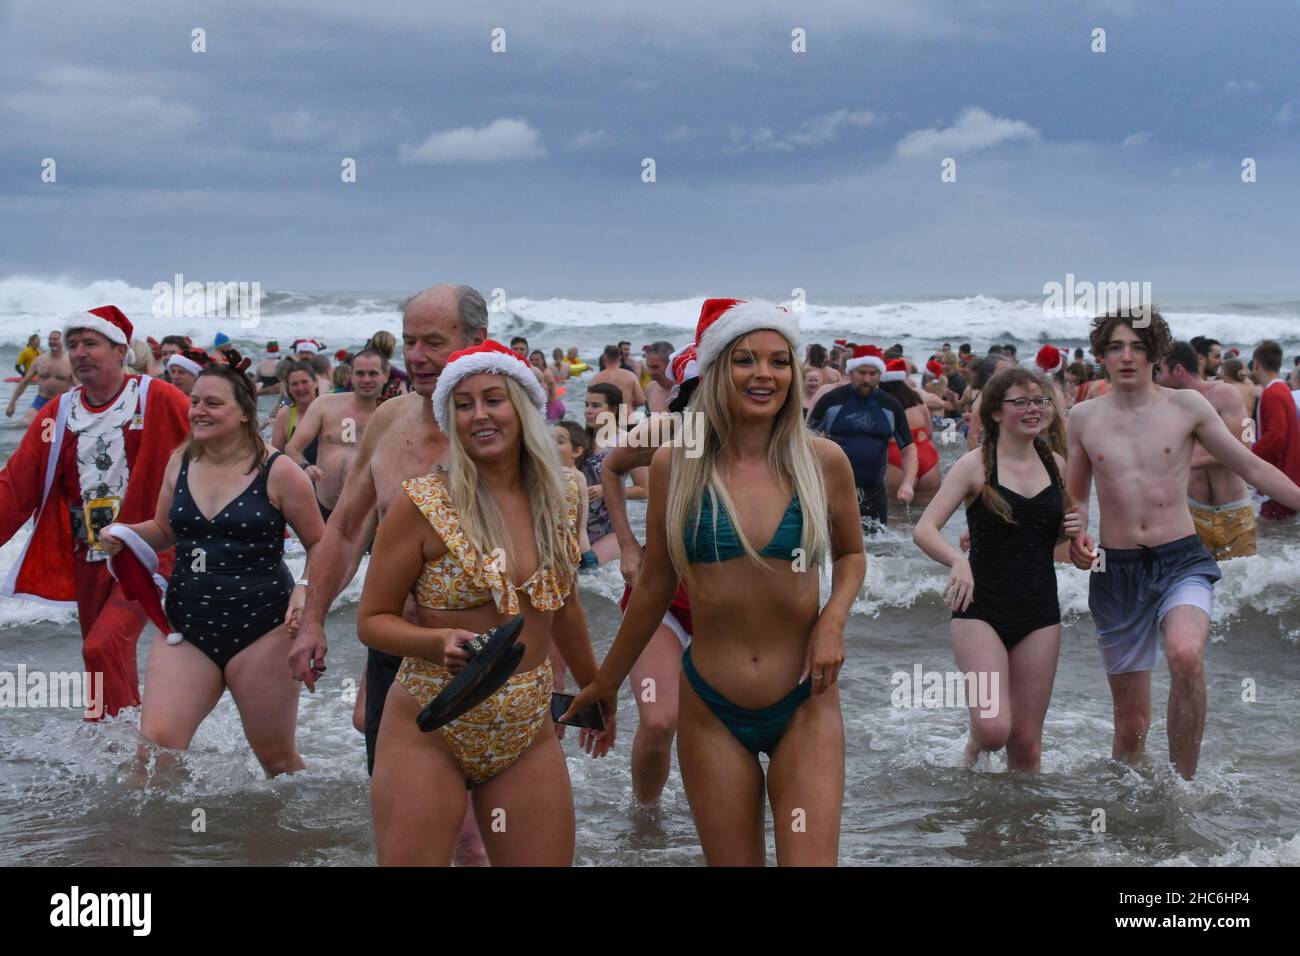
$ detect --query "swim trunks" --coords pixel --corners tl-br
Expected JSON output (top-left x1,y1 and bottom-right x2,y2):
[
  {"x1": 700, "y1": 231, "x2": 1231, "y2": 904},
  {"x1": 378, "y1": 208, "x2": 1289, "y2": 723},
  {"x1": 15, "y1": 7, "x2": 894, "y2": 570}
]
[
  {"x1": 1088, "y1": 534, "x2": 1221, "y2": 675},
  {"x1": 1188, "y1": 497, "x2": 1256, "y2": 561}
]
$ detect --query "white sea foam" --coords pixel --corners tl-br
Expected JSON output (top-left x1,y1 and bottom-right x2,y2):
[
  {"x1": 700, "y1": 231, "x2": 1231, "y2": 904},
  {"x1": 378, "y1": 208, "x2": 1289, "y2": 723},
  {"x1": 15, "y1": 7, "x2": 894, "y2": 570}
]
[{"x1": 3, "y1": 277, "x2": 1298, "y2": 352}]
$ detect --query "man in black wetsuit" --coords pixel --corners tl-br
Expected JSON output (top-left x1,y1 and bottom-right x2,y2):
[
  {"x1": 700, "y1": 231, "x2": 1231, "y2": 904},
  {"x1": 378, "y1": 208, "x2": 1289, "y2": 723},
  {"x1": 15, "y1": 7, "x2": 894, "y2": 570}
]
[{"x1": 808, "y1": 344, "x2": 916, "y2": 527}]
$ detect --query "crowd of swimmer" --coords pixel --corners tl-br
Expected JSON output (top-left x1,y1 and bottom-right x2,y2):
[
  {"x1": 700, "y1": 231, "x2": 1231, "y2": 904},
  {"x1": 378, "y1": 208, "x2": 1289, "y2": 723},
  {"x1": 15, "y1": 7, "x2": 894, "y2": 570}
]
[{"x1": 66, "y1": 289, "x2": 1300, "y2": 866}]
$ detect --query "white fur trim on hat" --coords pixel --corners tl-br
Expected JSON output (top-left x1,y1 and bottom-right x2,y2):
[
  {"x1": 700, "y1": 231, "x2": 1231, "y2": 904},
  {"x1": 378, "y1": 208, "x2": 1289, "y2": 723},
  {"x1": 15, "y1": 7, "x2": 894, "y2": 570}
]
[
  {"x1": 879, "y1": 370, "x2": 907, "y2": 382},
  {"x1": 102, "y1": 524, "x2": 184, "y2": 644},
  {"x1": 430, "y1": 352, "x2": 548, "y2": 433},
  {"x1": 167, "y1": 354, "x2": 202, "y2": 377},
  {"x1": 846, "y1": 355, "x2": 886, "y2": 373},
  {"x1": 64, "y1": 314, "x2": 128, "y2": 346},
  {"x1": 696, "y1": 300, "x2": 800, "y2": 372}
]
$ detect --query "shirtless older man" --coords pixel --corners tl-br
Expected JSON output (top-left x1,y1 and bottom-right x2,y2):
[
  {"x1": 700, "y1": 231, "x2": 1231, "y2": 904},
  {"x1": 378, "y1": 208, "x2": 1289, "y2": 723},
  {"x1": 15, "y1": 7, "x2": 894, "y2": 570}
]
[
  {"x1": 590, "y1": 344, "x2": 644, "y2": 411},
  {"x1": 6, "y1": 331, "x2": 73, "y2": 425},
  {"x1": 285, "y1": 348, "x2": 386, "y2": 521},
  {"x1": 642, "y1": 341, "x2": 674, "y2": 414},
  {"x1": 1067, "y1": 311, "x2": 1300, "y2": 780},
  {"x1": 1156, "y1": 340, "x2": 1256, "y2": 560},
  {"x1": 288, "y1": 287, "x2": 486, "y2": 777}
]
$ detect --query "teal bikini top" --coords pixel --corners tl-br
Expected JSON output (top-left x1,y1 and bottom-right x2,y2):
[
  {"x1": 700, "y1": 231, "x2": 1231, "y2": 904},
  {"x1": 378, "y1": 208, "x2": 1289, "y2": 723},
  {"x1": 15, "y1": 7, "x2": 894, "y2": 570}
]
[{"x1": 685, "y1": 489, "x2": 803, "y2": 564}]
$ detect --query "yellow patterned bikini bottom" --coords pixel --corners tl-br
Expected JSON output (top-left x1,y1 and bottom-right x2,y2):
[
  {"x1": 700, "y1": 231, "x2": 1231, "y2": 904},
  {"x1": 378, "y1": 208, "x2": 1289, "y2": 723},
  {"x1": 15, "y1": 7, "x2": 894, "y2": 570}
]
[{"x1": 395, "y1": 656, "x2": 553, "y2": 786}]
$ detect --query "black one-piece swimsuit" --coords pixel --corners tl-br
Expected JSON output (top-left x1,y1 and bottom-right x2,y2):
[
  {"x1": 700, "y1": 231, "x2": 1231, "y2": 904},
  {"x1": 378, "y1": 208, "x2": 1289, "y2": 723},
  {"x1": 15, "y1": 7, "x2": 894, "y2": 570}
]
[
  {"x1": 165, "y1": 451, "x2": 295, "y2": 670},
  {"x1": 951, "y1": 443, "x2": 1063, "y2": 650}
]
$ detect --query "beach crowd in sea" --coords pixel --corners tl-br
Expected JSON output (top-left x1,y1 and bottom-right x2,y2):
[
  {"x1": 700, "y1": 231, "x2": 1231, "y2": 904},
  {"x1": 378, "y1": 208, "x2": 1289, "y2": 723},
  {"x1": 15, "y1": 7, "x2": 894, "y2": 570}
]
[{"x1": 4, "y1": 290, "x2": 1300, "y2": 866}]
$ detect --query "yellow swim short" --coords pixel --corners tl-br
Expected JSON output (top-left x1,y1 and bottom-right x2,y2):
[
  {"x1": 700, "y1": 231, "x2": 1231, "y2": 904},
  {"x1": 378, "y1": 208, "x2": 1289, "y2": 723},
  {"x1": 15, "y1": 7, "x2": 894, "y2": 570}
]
[{"x1": 1188, "y1": 498, "x2": 1257, "y2": 561}]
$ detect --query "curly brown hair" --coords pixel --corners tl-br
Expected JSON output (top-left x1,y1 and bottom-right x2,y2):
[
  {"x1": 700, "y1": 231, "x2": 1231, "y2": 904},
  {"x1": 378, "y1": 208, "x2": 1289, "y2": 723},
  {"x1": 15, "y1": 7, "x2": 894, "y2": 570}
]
[{"x1": 1088, "y1": 307, "x2": 1171, "y2": 368}]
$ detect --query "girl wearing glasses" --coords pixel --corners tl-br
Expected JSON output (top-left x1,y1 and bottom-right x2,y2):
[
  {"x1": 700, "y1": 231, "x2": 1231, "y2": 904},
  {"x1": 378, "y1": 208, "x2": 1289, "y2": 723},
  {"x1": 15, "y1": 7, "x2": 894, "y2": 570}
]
[{"x1": 913, "y1": 368, "x2": 1082, "y2": 772}]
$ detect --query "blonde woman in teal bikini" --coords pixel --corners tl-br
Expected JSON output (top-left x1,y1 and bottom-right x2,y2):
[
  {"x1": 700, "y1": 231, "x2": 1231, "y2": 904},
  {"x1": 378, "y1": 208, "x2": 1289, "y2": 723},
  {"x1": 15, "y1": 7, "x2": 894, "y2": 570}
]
[{"x1": 566, "y1": 299, "x2": 865, "y2": 866}]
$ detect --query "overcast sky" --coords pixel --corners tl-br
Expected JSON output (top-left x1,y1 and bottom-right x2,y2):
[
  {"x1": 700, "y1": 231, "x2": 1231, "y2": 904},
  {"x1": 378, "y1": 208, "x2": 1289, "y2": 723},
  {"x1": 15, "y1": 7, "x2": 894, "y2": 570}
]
[{"x1": 2, "y1": 0, "x2": 1298, "y2": 297}]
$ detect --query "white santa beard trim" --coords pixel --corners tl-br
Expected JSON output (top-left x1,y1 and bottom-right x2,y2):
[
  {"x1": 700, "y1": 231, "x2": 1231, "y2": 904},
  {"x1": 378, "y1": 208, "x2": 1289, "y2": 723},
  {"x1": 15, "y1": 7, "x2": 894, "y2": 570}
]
[
  {"x1": 65, "y1": 316, "x2": 128, "y2": 346},
  {"x1": 431, "y1": 355, "x2": 547, "y2": 432},
  {"x1": 696, "y1": 301, "x2": 800, "y2": 371}
]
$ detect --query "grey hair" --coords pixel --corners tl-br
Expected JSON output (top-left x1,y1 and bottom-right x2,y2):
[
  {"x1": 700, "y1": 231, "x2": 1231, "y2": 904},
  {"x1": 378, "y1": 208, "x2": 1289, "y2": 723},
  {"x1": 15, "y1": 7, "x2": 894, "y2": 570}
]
[
  {"x1": 398, "y1": 284, "x2": 488, "y2": 342},
  {"x1": 646, "y1": 340, "x2": 674, "y2": 360}
]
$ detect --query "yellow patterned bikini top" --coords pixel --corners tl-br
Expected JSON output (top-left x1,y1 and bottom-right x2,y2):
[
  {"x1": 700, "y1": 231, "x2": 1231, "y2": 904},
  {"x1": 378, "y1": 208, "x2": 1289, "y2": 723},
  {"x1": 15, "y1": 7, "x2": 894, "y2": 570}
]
[{"x1": 402, "y1": 470, "x2": 582, "y2": 614}]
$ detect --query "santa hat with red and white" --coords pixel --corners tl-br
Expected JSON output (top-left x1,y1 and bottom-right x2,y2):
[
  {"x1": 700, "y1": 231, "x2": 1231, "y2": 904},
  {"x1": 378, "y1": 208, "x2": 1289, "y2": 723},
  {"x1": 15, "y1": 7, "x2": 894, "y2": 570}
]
[
  {"x1": 845, "y1": 344, "x2": 886, "y2": 373},
  {"x1": 293, "y1": 338, "x2": 322, "y2": 354},
  {"x1": 166, "y1": 349, "x2": 208, "y2": 377},
  {"x1": 430, "y1": 339, "x2": 547, "y2": 432},
  {"x1": 666, "y1": 343, "x2": 700, "y2": 405},
  {"x1": 693, "y1": 298, "x2": 800, "y2": 372},
  {"x1": 100, "y1": 525, "x2": 184, "y2": 645},
  {"x1": 926, "y1": 359, "x2": 943, "y2": 378},
  {"x1": 1035, "y1": 344, "x2": 1066, "y2": 375},
  {"x1": 668, "y1": 343, "x2": 700, "y2": 387},
  {"x1": 881, "y1": 358, "x2": 909, "y2": 382},
  {"x1": 65, "y1": 305, "x2": 133, "y2": 346}
]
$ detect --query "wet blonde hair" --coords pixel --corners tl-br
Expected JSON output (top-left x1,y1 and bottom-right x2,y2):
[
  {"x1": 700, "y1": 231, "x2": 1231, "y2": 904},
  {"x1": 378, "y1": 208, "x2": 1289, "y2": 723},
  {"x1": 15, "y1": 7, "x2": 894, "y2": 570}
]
[
  {"x1": 665, "y1": 331, "x2": 830, "y2": 581},
  {"x1": 443, "y1": 375, "x2": 575, "y2": 590}
]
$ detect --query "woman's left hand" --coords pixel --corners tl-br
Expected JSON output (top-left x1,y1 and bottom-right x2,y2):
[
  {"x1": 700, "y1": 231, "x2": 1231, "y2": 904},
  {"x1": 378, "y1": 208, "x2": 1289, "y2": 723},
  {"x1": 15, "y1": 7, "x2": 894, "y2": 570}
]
[{"x1": 801, "y1": 615, "x2": 845, "y2": 695}]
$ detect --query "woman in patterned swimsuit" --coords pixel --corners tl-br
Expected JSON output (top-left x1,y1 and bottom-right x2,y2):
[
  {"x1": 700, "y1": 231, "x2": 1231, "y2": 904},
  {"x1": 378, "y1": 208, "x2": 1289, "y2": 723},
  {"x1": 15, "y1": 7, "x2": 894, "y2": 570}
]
[{"x1": 359, "y1": 341, "x2": 612, "y2": 866}]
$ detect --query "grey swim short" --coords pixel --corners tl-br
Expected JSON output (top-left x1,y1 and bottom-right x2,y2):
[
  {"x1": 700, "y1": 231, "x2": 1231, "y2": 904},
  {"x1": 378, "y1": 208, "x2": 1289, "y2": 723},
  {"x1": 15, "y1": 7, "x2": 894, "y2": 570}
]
[{"x1": 1088, "y1": 534, "x2": 1221, "y2": 675}]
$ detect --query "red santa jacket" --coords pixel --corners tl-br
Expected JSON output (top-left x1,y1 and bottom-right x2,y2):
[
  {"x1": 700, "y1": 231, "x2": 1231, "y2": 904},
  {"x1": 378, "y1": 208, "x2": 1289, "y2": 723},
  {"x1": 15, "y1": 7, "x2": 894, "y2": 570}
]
[
  {"x1": 1253, "y1": 377, "x2": 1300, "y2": 514},
  {"x1": 0, "y1": 374, "x2": 191, "y2": 604}
]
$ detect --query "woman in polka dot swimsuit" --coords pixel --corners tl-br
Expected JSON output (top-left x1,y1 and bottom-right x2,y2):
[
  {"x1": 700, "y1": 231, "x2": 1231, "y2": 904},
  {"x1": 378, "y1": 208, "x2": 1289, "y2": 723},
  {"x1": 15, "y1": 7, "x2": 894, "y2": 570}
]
[{"x1": 104, "y1": 364, "x2": 325, "y2": 777}]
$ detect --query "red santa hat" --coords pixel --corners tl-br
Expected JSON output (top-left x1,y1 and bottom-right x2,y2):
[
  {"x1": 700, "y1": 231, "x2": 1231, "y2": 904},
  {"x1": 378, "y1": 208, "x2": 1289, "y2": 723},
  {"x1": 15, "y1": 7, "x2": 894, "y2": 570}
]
[
  {"x1": 65, "y1": 305, "x2": 133, "y2": 346},
  {"x1": 693, "y1": 298, "x2": 800, "y2": 372},
  {"x1": 845, "y1": 344, "x2": 886, "y2": 373},
  {"x1": 101, "y1": 525, "x2": 183, "y2": 645},
  {"x1": 668, "y1": 343, "x2": 700, "y2": 386},
  {"x1": 1036, "y1": 344, "x2": 1066, "y2": 374},
  {"x1": 833, "y1": 339, "x2": 849, "y2": 348},
  {"x1": 881, "y1": 358, "x2": 908, "y2": 382},
  {"x1": 926, "y1": 359, "x2": 943, "y2": 377},
  {"x1": 293, "y1": 338, "x2": 321, "y2": 354},
  {"x1": 430, "y1": 339, "x2": 547, "y2": 433},
  {"x1": 666, "y1": 343, "x2": 700, "y2": 405}
]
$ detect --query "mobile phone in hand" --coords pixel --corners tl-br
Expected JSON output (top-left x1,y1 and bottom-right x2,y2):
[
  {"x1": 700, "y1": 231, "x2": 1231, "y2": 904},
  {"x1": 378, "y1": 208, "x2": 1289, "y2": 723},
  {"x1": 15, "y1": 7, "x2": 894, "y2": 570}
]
[{"x1": 550, "y1": 692, "x2": 606, "y2": 731}]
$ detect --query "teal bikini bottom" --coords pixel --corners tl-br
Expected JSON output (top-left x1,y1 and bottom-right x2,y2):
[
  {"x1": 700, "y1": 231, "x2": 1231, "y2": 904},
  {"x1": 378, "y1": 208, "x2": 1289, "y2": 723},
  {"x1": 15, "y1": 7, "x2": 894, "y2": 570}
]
[{"x1": 681, "y1": 645, "x2": 812, "y2": 757}]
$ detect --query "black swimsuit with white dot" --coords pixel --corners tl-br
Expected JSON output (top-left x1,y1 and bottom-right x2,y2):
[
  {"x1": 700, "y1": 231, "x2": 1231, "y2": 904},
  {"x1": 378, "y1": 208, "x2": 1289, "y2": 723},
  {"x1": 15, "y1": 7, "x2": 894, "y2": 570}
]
[{"x1": 165, "y1": 451, "x2": 295, "y2": 670}]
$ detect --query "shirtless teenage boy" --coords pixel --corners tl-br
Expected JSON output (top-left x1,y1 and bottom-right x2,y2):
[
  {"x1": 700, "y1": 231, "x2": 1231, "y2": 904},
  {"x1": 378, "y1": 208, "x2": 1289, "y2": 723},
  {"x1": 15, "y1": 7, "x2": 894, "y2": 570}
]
[
  {"x1": 6, "y1": 331, "x2": 73, "y2": 425},
  {"x1": 285, "y1": 349, "x2": 386, "y2": 521},
  {"x1": 1067, "y1": 311, "x2": 1300, "y2": 780}
]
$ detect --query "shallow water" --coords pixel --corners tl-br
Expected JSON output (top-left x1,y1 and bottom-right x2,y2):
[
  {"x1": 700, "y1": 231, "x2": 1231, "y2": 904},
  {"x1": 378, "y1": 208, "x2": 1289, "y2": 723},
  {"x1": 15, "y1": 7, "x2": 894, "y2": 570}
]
[{"x1": 2, "y1": 350, "x2": 1299, "y2": 867}]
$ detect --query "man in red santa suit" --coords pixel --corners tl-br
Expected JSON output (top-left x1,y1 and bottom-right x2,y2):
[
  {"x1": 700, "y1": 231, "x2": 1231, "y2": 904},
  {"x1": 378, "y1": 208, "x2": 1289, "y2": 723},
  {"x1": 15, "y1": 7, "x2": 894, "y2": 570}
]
[{"x1": 0, "y1": 306, "x2": 192, "y2": 718}]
